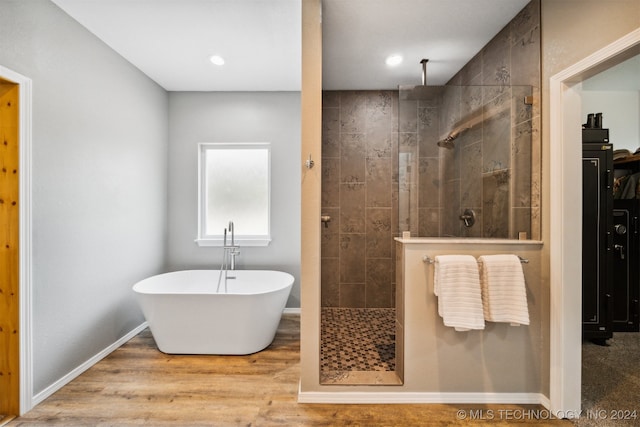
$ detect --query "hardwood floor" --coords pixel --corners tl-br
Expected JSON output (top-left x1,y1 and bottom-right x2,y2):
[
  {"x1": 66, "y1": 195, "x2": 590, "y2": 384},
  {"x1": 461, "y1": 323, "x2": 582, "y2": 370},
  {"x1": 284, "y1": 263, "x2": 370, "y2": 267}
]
[{"x1": 9, "y1": 315, "x2": 571, "y2": 426}]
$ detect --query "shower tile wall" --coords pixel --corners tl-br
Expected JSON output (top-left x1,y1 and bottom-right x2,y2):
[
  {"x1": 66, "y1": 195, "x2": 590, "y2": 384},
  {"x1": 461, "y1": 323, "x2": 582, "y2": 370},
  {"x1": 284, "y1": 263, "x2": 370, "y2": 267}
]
[
  {"x1": 408, "y1": 0, "x2": 541, "y2": 240},
  {"x1": 398, "y1": 86, "x2": 443, "y2": 236},
  {"x1": 321, "y1": 0, "x2": 541, "y2": 306},
  {"x1": 449, "y1": 0, "x2": 541, "y2": 240},
  {"x1": 321, "y1": 91, "x2": 397, "y2": 308}
]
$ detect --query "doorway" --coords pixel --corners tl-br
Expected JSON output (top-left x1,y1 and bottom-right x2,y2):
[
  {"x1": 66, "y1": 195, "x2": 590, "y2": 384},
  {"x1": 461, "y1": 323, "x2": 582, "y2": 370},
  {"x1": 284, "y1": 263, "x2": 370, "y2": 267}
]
[
  {"x1": 579, "y1": 51, "x2": 640, "y2": 415},
  {"x1": 549, "y1": 28, "x2": 640, "y2": 416}
]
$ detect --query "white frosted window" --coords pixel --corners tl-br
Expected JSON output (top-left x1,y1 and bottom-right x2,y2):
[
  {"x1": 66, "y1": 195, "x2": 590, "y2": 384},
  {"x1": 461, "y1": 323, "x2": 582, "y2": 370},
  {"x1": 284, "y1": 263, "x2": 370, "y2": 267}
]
[{"x1": 197, "y1": 143, "x2": 271, "y2": 246}]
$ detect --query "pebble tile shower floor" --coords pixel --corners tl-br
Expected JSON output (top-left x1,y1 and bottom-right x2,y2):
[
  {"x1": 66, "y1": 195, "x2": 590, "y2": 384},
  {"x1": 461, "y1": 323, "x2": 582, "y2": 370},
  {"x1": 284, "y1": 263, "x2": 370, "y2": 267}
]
[{"x1": 320, "y1": 307, "x2": 395, "y2": 373}]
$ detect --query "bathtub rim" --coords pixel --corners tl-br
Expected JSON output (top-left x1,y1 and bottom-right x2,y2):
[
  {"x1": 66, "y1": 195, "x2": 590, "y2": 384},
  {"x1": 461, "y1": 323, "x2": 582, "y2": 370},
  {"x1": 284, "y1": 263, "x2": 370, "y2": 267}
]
[{"x1": 132, "y1": 269, "x2": 295, "y2": 295}]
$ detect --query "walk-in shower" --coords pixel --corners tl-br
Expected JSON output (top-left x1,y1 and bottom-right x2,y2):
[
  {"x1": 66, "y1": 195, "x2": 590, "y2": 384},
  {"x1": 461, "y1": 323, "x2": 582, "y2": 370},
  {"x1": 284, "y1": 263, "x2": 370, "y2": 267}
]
[
  {"x1": 319, "y1": 84, "x2": 538, "y2": 386},
  {"x1": 319, "y1": 0, "x2": 541, "y2": 388}
]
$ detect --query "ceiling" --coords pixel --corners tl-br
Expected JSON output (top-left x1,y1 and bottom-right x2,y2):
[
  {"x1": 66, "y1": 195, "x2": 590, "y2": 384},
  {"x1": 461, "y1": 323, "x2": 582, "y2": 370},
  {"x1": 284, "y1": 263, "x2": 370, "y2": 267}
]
[{"x1": 51, "y1": 0, "x2": 530, "y2": 92}]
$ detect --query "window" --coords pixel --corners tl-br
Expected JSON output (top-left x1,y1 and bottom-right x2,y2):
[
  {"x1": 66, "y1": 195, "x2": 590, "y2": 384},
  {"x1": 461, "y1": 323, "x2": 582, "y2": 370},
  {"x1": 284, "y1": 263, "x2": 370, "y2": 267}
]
[{"x1": 196, "y1": 143, "x2": 271, "y2": 246}]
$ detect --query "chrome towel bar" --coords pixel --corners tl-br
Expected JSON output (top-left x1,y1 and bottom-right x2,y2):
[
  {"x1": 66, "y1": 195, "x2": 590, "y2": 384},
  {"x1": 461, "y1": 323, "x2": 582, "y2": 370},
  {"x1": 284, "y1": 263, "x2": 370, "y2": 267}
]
[{"x1": 422, "y1": 255, "x2": 529, "y2": 264}]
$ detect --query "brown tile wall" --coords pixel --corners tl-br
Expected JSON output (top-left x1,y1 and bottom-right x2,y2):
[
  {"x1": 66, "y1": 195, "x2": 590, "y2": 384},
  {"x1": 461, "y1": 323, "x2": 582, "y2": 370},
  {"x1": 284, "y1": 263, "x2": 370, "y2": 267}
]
[
  {"x1": 445, "y1": 0, "x2": 541, "y2": 239},
  {"x1": 400, "y1": 0, "x2": 541, "y2": 239},
  {"x1": 321, "y1": 0, "x2": 541, "y2": 307},
  {"x1": 321, "y1": 91, "x2": 398, "y2": 308},
  {"x1": 397, "y1": 86, "x2": 444, "y2": 235}
]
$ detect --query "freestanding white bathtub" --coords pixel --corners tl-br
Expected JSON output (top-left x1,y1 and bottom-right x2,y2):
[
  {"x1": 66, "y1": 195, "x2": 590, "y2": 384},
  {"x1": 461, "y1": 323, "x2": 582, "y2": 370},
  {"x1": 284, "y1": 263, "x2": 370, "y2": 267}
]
[{"x1": 132, "y1": 269, "x2": 294, "y2": 355}]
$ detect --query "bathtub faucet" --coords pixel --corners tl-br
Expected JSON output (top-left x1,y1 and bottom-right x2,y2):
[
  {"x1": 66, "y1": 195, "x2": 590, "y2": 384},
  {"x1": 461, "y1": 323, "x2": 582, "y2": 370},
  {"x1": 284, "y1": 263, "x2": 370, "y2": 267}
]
[
  {"x1": 224, "y1": 221, "x2": 240, "y2": 271},
  {"x1": 218, "y1": 222, "x2": 240, "y2": 292}
]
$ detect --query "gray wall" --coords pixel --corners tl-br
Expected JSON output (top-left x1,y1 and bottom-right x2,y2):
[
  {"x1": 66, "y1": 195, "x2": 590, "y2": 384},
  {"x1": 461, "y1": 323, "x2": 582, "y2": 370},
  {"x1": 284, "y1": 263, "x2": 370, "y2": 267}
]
[
  {"x1": 0, "y1": 0, "x2": 169, "y2": 394},
  {"x1": 167, "y1": 92, "x2": 301, "y2": 307}
]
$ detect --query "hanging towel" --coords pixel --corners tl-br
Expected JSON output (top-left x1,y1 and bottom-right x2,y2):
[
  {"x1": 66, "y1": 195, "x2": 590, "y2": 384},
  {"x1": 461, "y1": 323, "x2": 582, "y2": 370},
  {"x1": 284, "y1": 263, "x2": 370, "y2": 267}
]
[
  {"x1": 478, "y1": 254, "x2": 530, "y2": 326},
  {"x1": 434, "y1": 255, "x2": 485, "y2": 331}
]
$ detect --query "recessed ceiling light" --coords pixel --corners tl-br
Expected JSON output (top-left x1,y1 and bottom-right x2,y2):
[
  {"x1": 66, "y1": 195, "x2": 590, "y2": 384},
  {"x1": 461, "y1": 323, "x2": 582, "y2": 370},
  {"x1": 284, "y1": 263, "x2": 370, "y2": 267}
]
[
  {"x1": 209, "y1": 55, "x2": 225, "y2": 66},
  {"x1": 385, "y1": 55, "x2": 403, "y2": 66}
]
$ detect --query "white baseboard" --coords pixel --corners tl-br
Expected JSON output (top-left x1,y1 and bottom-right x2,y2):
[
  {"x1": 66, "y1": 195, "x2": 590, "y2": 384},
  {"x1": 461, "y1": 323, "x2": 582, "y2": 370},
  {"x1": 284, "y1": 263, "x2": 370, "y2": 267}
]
[
  {"x1": 283, "y1": 307, "x2": 301, "y2": 315},
  {"x1": 298, "y1": 387, "x2": 548, "y2": 407},
  {"x1": 32, "y1": 322, "x2": 148, "y2": 407}
]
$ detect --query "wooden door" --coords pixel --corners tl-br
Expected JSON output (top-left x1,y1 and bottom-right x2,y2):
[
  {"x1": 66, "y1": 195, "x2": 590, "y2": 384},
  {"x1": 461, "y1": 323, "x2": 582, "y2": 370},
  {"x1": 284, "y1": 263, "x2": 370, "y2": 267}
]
[{"x1": 0, "y1": 78, "x2": 20, "y2": 416}]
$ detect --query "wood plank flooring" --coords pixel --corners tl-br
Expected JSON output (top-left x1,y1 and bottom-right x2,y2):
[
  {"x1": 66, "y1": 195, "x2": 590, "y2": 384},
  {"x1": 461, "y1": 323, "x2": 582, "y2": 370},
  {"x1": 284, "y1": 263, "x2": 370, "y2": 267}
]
[{"x1": 8, "y1": 314, "x2": 572, "y2": 426}]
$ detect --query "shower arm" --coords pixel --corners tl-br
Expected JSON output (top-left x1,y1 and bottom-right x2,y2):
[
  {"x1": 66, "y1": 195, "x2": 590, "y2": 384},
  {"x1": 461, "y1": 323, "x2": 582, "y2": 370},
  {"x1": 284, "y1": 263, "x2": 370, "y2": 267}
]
[
  {"x1": 421, "y1": 58, "x2": 429, "y2": 86},
  {"x1": 438, "y1": 99, "x2": 512, "y2": 145},
  {"x1": 441, "y1": 109, "x2": 483, "y2": 142}
]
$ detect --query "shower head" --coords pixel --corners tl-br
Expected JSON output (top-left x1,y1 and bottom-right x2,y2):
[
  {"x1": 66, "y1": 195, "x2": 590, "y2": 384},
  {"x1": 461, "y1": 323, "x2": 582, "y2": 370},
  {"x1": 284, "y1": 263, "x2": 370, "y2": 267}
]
[
  {"x1": 436, "y1": 130, "x2": 459, "y2": 149},
  {"x1": 436, "y1": 137, "x2": 455, "y2": 149}
]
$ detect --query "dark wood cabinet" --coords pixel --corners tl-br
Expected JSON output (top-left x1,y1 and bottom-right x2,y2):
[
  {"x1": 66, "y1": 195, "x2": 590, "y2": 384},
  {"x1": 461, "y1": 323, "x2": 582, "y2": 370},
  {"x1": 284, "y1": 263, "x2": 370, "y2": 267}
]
[{"x1": 582, "y1": 143, "x2": 614, "y2": 342}]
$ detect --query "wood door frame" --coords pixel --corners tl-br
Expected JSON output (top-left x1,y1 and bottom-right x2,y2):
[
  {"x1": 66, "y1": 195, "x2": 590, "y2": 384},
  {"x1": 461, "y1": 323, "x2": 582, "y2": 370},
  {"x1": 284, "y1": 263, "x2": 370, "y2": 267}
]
[{"x1": 0, "y1": 65, "x2": 33, "y2": 416}]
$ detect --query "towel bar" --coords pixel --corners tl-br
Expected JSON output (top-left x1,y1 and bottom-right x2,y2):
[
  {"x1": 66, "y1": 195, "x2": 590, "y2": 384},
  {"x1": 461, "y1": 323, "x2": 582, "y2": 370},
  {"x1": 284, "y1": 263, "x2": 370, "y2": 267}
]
[{"x1": 422, "y1": 255, "x2": 529, "y2": 264}]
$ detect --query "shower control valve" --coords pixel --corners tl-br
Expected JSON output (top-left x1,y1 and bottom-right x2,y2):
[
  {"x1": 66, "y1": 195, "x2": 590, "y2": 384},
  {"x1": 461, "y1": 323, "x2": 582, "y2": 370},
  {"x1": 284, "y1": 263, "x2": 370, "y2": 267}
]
[{"x1": 459, "y1": 209, "x2": 476, "y2": 228}]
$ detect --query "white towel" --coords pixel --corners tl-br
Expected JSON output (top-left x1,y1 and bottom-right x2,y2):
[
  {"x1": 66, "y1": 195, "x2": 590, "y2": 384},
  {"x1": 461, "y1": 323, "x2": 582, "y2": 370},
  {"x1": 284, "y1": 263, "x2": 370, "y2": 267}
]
[
  {"x1": 434, "y1": 255, "x2": 485, "y2": 331},
  {"x1": 478, "y1": 254, "x2": 530, "y2": 326}
]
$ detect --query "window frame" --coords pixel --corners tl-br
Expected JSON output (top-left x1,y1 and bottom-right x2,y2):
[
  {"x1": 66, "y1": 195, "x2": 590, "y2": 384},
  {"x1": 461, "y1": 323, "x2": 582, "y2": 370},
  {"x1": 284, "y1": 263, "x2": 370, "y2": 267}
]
[{"x1": 195, "y1": 142, "x2": 271, "y2": 247}]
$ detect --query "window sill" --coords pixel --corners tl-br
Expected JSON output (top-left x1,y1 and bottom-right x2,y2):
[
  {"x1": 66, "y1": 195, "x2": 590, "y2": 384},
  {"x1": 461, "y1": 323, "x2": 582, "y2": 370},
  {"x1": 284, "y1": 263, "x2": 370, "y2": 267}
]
[{"x1": 195, "y1": 238, "x2": 271, "y2": 247}]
